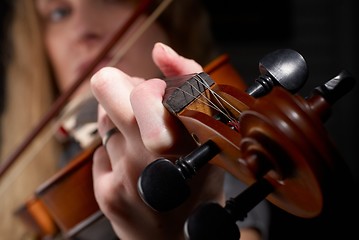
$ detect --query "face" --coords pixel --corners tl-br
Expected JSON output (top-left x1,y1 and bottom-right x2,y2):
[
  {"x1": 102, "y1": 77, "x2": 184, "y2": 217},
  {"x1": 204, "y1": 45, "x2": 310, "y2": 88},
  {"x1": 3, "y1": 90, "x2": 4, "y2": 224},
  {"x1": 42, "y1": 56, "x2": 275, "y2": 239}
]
[{"x1": 35, "y1": 0, "x2": 170, "y2": 95}]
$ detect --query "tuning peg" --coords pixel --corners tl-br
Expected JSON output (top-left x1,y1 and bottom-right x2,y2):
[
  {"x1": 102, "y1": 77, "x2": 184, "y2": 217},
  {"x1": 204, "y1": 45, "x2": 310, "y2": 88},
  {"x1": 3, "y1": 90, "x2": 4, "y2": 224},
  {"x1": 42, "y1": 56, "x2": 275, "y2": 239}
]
[
  {"x1": 306, "y1": 70, "x2": 356, "y2": 122},
  {"x1": 138, "y1": 140, "x2": 220, "y2": 212},
  {"x1": 246, "y1": 49, "x2": 308, "y2": 98},
  {"x1": 312, "y1": 69, "x2": 355, "y2": 104},
  {"x1": 184, "y1": 178, "x2": 274, "y2": 240}
]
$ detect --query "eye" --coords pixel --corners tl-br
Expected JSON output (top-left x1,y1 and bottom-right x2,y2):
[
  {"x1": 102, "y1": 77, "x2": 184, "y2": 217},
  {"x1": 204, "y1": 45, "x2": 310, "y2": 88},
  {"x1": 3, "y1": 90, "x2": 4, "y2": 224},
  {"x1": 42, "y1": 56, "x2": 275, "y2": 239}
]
[{"x1": 48, "y1": 6, "x2": 71, "y2": 23}]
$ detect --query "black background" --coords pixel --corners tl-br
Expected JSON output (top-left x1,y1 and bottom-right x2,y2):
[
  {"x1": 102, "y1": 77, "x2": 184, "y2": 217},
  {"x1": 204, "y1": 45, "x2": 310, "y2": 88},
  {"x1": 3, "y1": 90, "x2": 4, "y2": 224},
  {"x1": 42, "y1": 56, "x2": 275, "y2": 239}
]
[
  {"x1": 203, "y1": 0, "x2": 358, "y2": 239},
  {"x1": 202, "y1": 0, "x2": 358, "y2": 184}
]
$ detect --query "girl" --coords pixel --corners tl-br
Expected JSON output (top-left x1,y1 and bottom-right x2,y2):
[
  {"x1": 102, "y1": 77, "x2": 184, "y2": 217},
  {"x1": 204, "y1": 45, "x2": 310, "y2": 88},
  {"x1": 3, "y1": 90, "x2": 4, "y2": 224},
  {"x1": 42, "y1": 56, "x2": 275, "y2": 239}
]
[{"x1": 0, "y1": 0, "x2": 269, "y2": 239}]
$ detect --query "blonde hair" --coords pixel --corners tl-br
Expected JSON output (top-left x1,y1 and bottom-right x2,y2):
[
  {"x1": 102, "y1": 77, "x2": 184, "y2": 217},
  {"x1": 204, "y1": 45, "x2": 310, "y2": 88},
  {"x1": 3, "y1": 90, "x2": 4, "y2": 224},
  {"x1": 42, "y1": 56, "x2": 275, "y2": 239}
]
[{"x1": 0, "y1": 1, "x2": 60, "y2": 239}]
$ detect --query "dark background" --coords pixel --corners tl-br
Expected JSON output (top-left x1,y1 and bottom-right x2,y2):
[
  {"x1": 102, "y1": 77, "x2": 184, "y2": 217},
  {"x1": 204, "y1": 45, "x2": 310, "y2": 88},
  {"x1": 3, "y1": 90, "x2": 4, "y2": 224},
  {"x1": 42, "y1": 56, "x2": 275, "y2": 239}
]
[
  {"x1": 1, "y1": 0, "x2": 358, "y2": 239},
  {"x1": 203, "y1": 0, "x2": 358, "y2": 239},
  {"x1": 0, "y1": 0, "x2": 11, "y2": 114},
  {"x1": 204, "y1": 0, "x2": 359, "y2": 186}
]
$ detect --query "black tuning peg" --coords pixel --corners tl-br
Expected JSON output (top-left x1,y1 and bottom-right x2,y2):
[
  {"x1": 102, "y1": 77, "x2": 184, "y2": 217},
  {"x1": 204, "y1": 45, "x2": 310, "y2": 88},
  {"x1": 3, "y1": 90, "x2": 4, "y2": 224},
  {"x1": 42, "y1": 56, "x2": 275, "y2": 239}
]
[
  {"x1": 246, "y1": 49, "x2": 308, "y2": 98},
  {"x1": 312, "y1": 69, "x2": 356, "y2": 104},
  {"x1": 305, "y1": 70, "x2": 356, "y2": 122},
  {"x1": 138, "y1": 140, "x2": 220, "y2": 212},
  {"x1": 184, "y1": 178, "x2": 274, "y2": 240}
]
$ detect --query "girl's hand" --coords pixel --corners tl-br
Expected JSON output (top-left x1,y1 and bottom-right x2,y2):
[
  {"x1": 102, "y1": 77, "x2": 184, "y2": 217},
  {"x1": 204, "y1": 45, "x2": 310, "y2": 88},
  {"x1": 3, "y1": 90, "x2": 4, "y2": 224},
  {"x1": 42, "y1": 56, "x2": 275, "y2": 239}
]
[{"x1": 91, "y1": 43, "x2": 224, "y2": 239}]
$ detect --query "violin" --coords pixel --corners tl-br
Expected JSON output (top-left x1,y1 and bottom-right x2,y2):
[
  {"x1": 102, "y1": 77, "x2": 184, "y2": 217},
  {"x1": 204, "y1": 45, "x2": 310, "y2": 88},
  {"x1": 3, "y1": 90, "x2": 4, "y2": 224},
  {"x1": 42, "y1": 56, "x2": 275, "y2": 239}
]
[
  {"x1": 138, "y1": 49, "x2": 357, "y2": 239},
  {"x1": 12, "y1": 53, "x2": 246, "y2": 239},
  {"x1": 11, "y1": 45, "x2": 357, "y2": 239},
  {"x1": 11, "y1": 50, "x2": 357, "y2": 240}
]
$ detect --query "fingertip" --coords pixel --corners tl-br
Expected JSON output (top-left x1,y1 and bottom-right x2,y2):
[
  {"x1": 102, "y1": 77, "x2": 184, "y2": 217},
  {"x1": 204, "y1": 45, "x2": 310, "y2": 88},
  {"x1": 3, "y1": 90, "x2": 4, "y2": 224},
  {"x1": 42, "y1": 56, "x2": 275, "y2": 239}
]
[
  {"x1": 152, "y1": 42, "x2": 203, "y2": 76},
  {"x1": 91, "y1": 66, "x2": 117, "y2": 85},
  {"x1": 153, "y1": 42, "x2": 179, "y2": 58}
]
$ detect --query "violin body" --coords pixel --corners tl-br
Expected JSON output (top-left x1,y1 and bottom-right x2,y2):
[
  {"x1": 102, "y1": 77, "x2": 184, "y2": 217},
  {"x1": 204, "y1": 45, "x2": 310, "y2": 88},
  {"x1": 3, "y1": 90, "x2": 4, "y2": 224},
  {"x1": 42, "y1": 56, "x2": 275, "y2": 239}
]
[
  {"x1": 15, "y1": 196, "x2": 58, "y2": 238},
  {"x1": 15, "y1": 141, "x2": 119, "y2": 239}
]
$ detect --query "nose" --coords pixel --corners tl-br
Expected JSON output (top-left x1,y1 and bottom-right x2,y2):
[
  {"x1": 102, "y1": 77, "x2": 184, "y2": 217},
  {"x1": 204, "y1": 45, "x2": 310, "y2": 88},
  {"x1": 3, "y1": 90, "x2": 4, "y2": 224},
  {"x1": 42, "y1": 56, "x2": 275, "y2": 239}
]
[{"x1": 71, "y1": 4, "x2": 106, "y2": 49}]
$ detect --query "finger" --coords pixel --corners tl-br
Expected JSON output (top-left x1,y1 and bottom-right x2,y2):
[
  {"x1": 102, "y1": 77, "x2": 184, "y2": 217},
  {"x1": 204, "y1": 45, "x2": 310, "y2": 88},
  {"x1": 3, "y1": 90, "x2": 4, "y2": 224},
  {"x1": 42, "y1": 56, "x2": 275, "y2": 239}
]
[
  {"x1": 97, "y1": 104, "x2": 116, "y2": 137},
  {"x1": 131, "y1": 78, "x2": 196, "y2": 156},
  {"x1": 92, "y1": 146, "x2": 112, "y2": 184},
  {"x1": 97, "y1": 105, "x2": 125, "y2": 167},
  {"x1": 152, "y1": 42, "x2": 203, "y2": 77},
  {"x1": 91, "y1": 66, "x2": 143, "y2": 132},
  {"x1": 130, "y1": 43, "x2": 202, "y2": 155},
  {"x1": 92, "y1": 146, "x2": 122, "y2": 214}
]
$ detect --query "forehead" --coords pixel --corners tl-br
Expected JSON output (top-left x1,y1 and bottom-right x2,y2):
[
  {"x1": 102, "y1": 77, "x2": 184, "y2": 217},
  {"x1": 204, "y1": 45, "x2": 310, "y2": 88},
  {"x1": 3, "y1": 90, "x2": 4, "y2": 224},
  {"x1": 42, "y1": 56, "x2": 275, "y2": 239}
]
[
  {"x1": 35, "y1": 0, "x2": 60, "y2": 10},
  {"x1": 36, "y1": 0, "x2": 58, "y2": 5}
]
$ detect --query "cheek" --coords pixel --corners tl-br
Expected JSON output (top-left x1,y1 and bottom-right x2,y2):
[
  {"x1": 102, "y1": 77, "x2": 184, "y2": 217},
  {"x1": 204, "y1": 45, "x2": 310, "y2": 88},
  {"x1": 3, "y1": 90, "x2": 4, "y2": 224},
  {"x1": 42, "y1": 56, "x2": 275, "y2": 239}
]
[
  {"x1": 45, "y1": 29, "x2": 63, "y2": 66},
  {"x1": 45, "y1": 33, "x2": 72, "y2": 92}
]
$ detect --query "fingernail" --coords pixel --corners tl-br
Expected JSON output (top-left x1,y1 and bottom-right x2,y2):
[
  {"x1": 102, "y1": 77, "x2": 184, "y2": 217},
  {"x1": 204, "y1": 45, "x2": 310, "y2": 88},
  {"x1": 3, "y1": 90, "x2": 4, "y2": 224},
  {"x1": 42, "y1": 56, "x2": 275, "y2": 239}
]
[{"x1": 157, "y1": 42, "x2": 178, "y2": 56}]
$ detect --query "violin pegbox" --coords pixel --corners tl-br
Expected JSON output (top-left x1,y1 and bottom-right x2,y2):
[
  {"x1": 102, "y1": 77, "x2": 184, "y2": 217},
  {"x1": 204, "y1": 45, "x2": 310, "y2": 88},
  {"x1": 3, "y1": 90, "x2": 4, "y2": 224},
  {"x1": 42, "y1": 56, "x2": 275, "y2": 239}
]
[
  {"x1": 138, "y1": 48, "x2": 309, "y2": 213},
  {"x1": 184, "y1": 70, "x2": 355, "y2": 240},
  {"x1": 137, "y1": 49, "x2": 356, "y2": 240}
]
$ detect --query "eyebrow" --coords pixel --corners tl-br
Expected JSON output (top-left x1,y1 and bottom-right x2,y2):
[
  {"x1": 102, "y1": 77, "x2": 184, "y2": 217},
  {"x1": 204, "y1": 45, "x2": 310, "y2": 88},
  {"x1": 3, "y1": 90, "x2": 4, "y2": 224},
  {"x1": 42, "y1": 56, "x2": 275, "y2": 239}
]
[
  {"x1": 35, "y1": 0, "x2": 60, "y2": 11},
  {"x1": 36, "y1": 0, "x2": 59, "y2": 7}
]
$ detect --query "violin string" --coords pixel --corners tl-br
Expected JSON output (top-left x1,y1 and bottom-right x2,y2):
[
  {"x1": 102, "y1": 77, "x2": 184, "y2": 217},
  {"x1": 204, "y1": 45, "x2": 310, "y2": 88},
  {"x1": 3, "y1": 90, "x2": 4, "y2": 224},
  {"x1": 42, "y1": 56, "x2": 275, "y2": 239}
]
[
  {"x1": 170, "y1": 82, "x2": 219, "y2": 112},
  {"x1": 195, "y1": 74, "x2": 242, "y2": 120},
  {"x1": 174, "y1": 80, "x2": 236, "y2": 123},
  {"x1": 0, "y1": 1, "x2": 174, "y2": 192},
  {"x1": 173, "y1": 76, "x2": 241, "y2": 124},
  {"x1": 176, "y1": 84, "x2": 221, "y2": 112}
]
